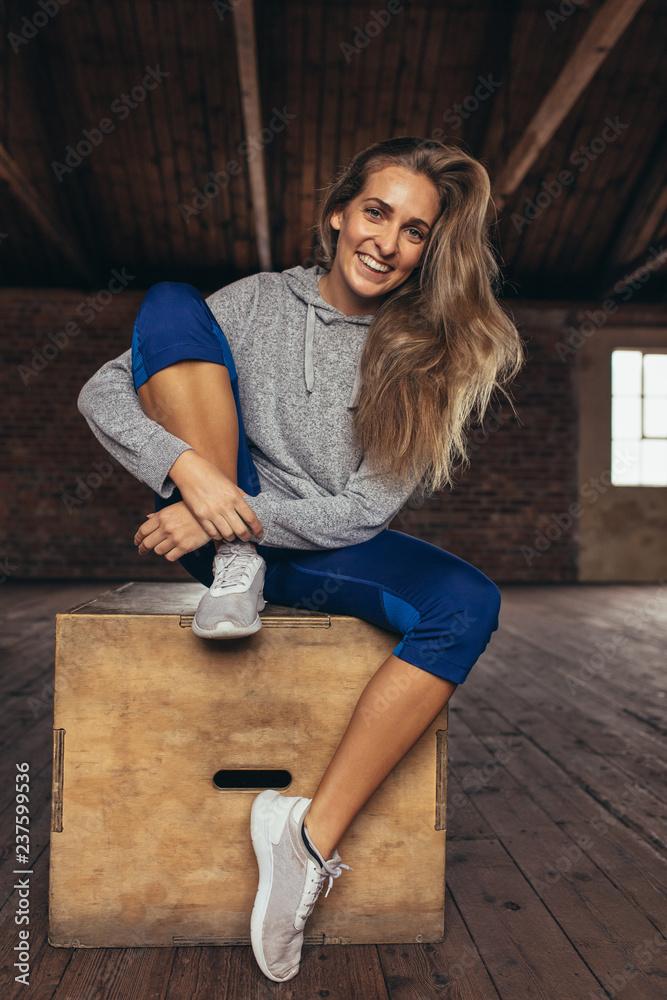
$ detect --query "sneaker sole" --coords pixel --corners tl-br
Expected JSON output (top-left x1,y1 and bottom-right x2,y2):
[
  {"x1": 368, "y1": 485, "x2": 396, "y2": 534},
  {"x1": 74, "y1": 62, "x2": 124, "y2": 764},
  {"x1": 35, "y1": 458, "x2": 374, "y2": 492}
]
[
  {"x1": 191, "y1": 594, "x2": 266, "y2": 640},
  {"x1": 191, "y1": 613, "x2": 262, "y2": 639},
  {"x1": 250, "y1": 790, "x2": 303, "y2": 983}
]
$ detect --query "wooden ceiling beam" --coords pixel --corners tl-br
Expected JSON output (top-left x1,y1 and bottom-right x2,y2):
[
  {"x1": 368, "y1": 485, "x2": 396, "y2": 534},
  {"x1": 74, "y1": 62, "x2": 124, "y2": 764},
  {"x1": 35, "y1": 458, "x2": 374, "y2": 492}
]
[
  {"x1": 232, "y1": 0, "x2": 272, "y2": 272},
  {"x1": 492, "y1": 0, "x2": 647, "y2": 210},
  {"x1": 0, "y1": 141, "x2": 97, "y2": 285},
  {"x1": 596, "y1": 242, "x2": 667, "y2": 301},
  {"x1": 593, "y1": 128, "x2": 667, "y2": 297}
]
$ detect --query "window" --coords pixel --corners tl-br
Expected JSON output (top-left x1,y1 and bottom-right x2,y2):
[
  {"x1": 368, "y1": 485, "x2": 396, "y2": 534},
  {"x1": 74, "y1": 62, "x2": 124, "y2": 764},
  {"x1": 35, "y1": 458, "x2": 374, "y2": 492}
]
[{"x1": 611, "y1": 350, "x2": 667, "y2": 485}]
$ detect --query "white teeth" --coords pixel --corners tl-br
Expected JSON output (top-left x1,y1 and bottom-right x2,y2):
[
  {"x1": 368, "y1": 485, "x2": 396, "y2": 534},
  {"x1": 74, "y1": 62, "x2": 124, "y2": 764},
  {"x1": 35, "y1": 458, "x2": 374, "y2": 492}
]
[{"x1": 358, "y1": 252, "x2": 391, "y2": 273}]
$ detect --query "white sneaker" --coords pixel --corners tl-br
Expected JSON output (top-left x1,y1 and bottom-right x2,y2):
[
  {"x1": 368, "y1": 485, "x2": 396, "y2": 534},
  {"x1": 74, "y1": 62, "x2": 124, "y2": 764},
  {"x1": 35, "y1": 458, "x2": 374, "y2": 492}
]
[
  {"x1": 250, "y1": 789, "x2": 352, "y2": 982},
  {"x1": 191, "y1": 539, "x2": 266, "y2": 639}
]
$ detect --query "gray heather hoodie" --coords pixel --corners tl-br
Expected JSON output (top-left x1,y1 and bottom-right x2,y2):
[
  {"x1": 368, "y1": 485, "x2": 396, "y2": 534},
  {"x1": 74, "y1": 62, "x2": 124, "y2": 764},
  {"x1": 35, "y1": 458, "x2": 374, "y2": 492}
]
[{"x1": 77, "y1": 263, "x2": 419, "y2": 549}]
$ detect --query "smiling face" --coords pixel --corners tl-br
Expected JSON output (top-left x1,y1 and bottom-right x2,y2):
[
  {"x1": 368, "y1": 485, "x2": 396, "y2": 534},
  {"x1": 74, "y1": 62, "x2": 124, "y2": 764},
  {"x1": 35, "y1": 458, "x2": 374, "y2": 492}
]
[{"x1": 320, "y1": 164, "x2": 441, "y2": 316}]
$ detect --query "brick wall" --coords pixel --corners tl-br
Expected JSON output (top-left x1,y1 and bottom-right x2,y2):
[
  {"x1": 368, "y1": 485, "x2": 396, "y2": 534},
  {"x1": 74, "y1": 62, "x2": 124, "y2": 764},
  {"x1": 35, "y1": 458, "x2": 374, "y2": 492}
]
[{"x1": 2, "y1": 287, "x2": 664, "y2": 583}]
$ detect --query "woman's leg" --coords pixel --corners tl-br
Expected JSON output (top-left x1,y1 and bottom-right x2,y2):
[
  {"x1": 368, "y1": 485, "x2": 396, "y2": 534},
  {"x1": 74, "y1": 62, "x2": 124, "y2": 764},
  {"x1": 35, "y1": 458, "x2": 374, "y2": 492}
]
[
  {"x1": 132, "y1": 281, "x2": 260, "y2": 492},
  {"x1": 130, "y1": 282, "x2": 262, "y2": 585},
  {"x1": 305, "y1": 655, "x2": 456, "y2": 859},
  {"x1": 258, "y1": 529, "x2": 501, "y2": 859},
  {"x1": 138, "y1": 360, "x2": 240, "y2": 482},
  {"x1": 142, "y1": 363, "x2": 249, "y2": 586}
]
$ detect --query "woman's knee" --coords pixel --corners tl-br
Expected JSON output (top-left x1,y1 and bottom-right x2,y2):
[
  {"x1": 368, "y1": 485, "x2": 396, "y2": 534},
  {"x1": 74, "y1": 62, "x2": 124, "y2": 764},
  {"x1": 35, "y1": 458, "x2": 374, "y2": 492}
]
[
  {"x1": 430, "y1": 563, "x2": 501, "y2": 648},
  {"x1": 470, "y1": 573, "x2": 501, "y2": 639},
  {"x1": 460, "y1": 566, "x2": 501, "y2": 632},
  {"x1": 139, "y1": 281, "x2": 204, "y2": 320},
  {"x1": 132, "y1": 280, "x2": 228, "y2": 384},
  {"x1": 418, "y1": 569, "x2": 500, "y2": 675}
]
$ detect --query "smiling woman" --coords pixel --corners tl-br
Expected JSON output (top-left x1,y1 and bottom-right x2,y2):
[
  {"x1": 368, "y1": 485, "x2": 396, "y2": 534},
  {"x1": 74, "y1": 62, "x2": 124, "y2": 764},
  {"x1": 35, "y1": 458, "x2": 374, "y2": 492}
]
[
  {"x1": 77, "y1": 134, "x2": 524, "y2": 985},
  {"x1": 319, "y1": 165, "x2": 441, "y2": 314},
  {"x1": 316, "y1": 136, "x2": 523, "y2": 496}
]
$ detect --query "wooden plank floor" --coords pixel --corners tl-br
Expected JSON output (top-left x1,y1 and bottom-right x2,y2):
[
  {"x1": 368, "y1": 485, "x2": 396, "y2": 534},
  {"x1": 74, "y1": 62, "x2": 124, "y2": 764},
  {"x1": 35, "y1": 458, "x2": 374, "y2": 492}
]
[{"x1": 1, "y1": 581, "x2": 665, "y2": 999}]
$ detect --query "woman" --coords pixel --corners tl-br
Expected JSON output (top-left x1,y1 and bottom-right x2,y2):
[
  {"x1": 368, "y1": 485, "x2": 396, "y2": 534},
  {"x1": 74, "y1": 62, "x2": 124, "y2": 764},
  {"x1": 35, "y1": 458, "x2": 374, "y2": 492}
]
[{"x1": 78, "y1": 136, "x2": 523, "y2": 982}]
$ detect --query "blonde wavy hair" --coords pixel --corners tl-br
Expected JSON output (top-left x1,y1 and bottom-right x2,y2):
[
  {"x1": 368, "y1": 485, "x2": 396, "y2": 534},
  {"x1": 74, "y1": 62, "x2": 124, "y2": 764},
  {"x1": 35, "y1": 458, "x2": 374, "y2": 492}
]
[{"x1": 315, "y1": 136, "x2": 524, "y2": 497}]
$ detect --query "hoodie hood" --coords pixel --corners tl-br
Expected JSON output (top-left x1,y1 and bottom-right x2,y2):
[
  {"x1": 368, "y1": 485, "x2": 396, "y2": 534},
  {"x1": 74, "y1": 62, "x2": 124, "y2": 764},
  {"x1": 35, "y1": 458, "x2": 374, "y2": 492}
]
[{"x1": 282, "y1": 264, "x2": 373, "y2": 408}]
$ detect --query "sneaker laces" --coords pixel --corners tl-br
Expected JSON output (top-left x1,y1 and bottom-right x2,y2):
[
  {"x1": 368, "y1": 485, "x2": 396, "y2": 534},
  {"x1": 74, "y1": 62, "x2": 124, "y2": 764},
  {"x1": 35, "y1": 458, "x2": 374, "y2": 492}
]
[
  {"x1": 211, "y1": 544, "x2": 260, "y2": 595},
  {"x1": 300, "y1": 856, "x2": 353, "y2": 922},
  {"x1": 319, "y1": 856, "x2": 353, "y2": 899}
]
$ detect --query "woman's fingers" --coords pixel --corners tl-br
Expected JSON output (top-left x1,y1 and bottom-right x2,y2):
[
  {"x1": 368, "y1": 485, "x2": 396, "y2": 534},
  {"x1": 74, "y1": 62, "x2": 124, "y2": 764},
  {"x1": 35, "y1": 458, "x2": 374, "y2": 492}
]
[
  {"x1": 137, "y1": 505, "x2": 258, "y2": 551},
  {"x1": 200, "y1": 515, "x2": 236, "y2": 542},
  {"x1": 169, "y1": 452, "x2": 264, "y2": 542},
  {"x1": 152, "y1": 536, "x2": 183, "y2": 559},
  {"x1": 136, "y1": 523, "x2": 166, "y2": 554},
  {"x1": 206, "y1": 509, "x2": 256, "y2": 543},
  {"x1": 206, "y1": 499, "x2": 263, "y2": 541},
  {"x1": 188, "y1": 500, "x2": 261, "y2": 543},
  {"x1": 135, "y1": 501, "x2": 224, "y2": 559},
  {"x1": 134, "y1": 519, "x2": 156, "y2": 547}
]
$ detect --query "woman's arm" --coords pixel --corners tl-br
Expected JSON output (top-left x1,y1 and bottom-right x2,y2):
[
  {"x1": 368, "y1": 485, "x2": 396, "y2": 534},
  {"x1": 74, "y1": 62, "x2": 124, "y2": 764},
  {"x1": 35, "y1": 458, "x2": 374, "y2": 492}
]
[
  {"x1": 77, "y1": 276, "x2": 260, "y2": 498},
  {"x1": 242, "y1": 457, "x2": 421, "y2": 550},
  {"x1": 78, "y1": 347, "x2": 264, "y2": 542},
  {"x1": 77, "y1": 347, "x2": 194, "y2": 498}
]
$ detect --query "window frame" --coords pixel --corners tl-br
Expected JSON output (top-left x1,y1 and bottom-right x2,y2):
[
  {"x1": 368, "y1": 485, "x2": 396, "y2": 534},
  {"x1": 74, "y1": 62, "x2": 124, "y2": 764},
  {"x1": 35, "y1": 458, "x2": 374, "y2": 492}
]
[{"x1": 610, "y1": 347, "x2": 667, "y2": 487}]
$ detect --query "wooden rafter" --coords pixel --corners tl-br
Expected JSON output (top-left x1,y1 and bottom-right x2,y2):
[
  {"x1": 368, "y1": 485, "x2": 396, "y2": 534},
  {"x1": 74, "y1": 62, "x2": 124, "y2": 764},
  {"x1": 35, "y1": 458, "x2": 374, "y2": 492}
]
[
  {"x1": 232, "y1": 0, "x2": 272, "y2": 272},
  {"x1": 0, "y1": 141, "x2": 96, "y2": 285},
  {"x1": 492, "y1": 0, "x2": 647, "y2": 210},
  {"x1": 597, "y1": 242, "x2": 667, "y2": 300},
  {"x1": 594, "y1": 128, "x2": 667, "y2": 297}
]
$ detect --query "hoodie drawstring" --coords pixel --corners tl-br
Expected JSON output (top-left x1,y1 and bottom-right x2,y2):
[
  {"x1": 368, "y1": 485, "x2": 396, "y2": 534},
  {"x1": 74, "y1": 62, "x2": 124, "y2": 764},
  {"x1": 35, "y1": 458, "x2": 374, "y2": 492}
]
[
  {"x1": 304, "y1": 302, "x2": 315, "y2": 393},
  {"x1": 304, "y1": 298, "x2": 361, "y2": 408},
  {"x1": 347, "y1": 365, "x2": 361, "y2": 409}
]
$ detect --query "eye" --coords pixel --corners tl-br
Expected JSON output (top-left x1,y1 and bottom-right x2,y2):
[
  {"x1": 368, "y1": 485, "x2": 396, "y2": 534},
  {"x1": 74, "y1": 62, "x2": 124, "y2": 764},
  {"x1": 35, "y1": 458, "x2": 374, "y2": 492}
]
[
  {"x1": 407, "y1": 227, "x2": 425, "y2": 241},
  {"x1": 365, "y1": 207, "x2": 382, "y2": 219}
]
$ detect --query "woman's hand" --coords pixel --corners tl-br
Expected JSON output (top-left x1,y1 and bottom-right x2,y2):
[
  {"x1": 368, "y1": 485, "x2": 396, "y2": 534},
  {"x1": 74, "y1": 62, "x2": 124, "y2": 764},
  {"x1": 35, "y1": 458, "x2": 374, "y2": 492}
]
[
  {"x1": 134, "y1": 501, "x2": 219, "y2": 560},
  {"x1": 168, "y1": 449, "x2": 264, "y2": 542}
]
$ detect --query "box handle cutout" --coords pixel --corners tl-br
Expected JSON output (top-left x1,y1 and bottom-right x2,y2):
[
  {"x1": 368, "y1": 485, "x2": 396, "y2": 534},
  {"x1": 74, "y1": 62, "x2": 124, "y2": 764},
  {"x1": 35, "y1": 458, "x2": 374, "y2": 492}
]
[{"x1": 213, "y1": 769, "x2": 292, "y2": 790}]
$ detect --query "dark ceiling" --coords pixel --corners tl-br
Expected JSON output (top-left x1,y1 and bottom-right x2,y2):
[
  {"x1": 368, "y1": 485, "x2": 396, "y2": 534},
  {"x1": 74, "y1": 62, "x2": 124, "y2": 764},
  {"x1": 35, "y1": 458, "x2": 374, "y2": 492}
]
[{"x1": 1, "y1": 0, "x2": 666, "y2": 301}]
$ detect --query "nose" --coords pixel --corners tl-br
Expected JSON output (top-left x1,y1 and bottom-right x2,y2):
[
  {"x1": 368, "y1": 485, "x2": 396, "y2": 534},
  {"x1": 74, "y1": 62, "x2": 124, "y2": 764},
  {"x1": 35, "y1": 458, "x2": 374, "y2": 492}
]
[{"x1": 373, "y1": 222, "x2": 400, "y2": 258}]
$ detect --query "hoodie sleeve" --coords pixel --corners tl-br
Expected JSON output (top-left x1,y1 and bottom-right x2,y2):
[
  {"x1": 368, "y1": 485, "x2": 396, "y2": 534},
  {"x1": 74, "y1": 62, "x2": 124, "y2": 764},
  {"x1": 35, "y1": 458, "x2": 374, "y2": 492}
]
[
  {"x1": 243, "y1": 459, "x2": 420, "y2": 550},
  {"x1": 76, "y1": 276, "x2": 262, "y2": 497},
  {"x1": 77, "y1": 347, "x2": 194, "y2": 498}
]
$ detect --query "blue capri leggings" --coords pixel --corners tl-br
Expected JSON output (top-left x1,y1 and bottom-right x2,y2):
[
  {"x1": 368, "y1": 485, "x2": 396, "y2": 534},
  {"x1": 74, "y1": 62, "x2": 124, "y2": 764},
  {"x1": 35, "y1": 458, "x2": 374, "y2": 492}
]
[{"x1": 131, "y1": 282, "x2": 502, "y2": 686}]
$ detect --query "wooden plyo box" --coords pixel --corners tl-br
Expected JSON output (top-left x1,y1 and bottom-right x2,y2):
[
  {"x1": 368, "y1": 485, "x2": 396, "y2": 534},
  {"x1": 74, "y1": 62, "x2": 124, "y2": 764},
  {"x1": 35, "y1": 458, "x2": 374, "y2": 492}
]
[{"x1": 49, "y1": 582, "x2": 448, "y2": 948}]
